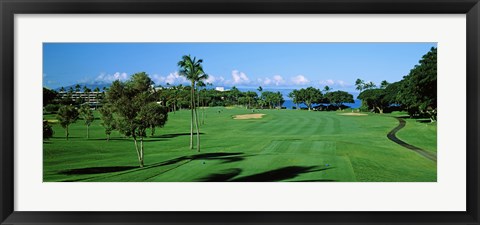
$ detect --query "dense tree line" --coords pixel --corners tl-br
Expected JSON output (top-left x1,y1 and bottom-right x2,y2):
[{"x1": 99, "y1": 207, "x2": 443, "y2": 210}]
[
  {"x1": 357, "y1": 47, "x2": 437, "y2": 121},
  {"x1": 43, "y1": 48, "x2": 437, "y2": 168},
  {"x1": 288, "y1": 87, "x2": 354, "y2": 111}
]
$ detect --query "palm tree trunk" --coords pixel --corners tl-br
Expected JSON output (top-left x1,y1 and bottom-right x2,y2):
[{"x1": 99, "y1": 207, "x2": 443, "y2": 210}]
[
  {"x1": 190, "y1": 84, "x2": 194, "y2": 149},
  {"x1": 197, "y1": 89, "x2": 201, "y2": 126},
  {"x1": 140, "y1": 136, "x2": 144, "y2": 168},
  {"x1": 194, "y1": 105, "x2": 201, "y2": 152},
  {"x1": 193, "y1": 85, "x2": 201, "y2": 152},
  {"x1": 202, "y1": 98, "x2": 205, "y2": 125}
]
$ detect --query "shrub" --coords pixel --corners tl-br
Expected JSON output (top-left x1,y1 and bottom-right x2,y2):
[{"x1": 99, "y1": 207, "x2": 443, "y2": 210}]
[
  {"x1": 44, "y1": 104, "x2": 60, "y2": 113},
  {"x1": 43, "y1": 120, "x2": 53, "y2": 140}
]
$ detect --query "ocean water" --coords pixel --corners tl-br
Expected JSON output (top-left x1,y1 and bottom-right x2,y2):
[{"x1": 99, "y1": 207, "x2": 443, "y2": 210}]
[
  {"x1": 282, "y1": 99, "x2": 362, "y2": 109},
  {"x1": 232, "y1": 87, "x2": 362, "y2": 109}
]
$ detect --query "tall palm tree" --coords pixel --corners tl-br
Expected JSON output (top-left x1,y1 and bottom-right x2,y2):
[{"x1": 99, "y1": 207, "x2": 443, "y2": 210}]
[
  {"x1": 178, "y1": 55, "x2": 208, "y2": 152},
  {"x1": 75, "y1": 84, "x2": 81, "y2": 93},
  {"x1": 197, "y1": 81, "x2": 206, "y2": 125},
  {"x1": 257, "y1": 86, "x2": 263, "y2": 108}
]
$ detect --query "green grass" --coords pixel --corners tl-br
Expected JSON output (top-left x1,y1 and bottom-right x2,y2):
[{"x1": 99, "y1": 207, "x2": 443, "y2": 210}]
[
  {"x1": 43, "y1": 107, "x2": 437, "y2": 182},
  {"x1": 396, "y1": 118, "x2": 437, "y2": 153}
]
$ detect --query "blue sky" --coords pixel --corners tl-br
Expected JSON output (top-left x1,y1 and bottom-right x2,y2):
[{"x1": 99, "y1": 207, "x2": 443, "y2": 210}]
[{"x1": 43, "y1": 43, "x2": 436, "y2": 92}]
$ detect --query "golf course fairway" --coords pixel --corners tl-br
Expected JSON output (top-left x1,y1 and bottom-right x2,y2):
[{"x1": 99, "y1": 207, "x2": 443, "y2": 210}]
[{"x1": 43, "y1": 107, "x2": 437, "y2": 182}]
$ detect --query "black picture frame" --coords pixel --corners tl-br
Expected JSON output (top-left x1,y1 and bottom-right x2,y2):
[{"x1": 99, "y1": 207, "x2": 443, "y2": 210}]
[{"x1": 1, "y1": 0, "x2": 479, "y2": 224}]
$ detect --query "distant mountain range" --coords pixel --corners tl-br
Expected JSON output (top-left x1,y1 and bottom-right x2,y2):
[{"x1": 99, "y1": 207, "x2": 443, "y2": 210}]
[{"x1": 54, "y1": 82, "x2": 110, "y2": 92}]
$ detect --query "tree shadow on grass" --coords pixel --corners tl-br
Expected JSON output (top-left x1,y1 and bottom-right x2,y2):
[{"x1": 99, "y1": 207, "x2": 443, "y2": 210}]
[
  {"x1": 56, "y1": 153, "x2": 247, "y2": 178},
  {"x1": 147, "y1": 152, "x2": 247, "y2": 169},
  {"x1": 87, "y1": 137, "x2": 167, "y2": 142},
  {"x1": 59, "y1": 166, "x2": 137, "y2": 175},
  {"x1": 287, "y1": 179, "x2": 337, "y2": 182},
  {"x1": 416, "y1": 119, "x2": 432, "y2": 123},
  {"x1": 195, "y1": 168, "x2": 243, "y2": 182},
  {"x1": 50, "y1": 136, "x2": 83, "y2": 140},
  {"x1": 153, "y1": 132, "x2": 205, "y2": 139},
  {"x1": 231, "y1": 166, "x2": 333, "y2": 182},
  {"x1": 196, "y1": 166, "x2": 334, "y2": 182}
]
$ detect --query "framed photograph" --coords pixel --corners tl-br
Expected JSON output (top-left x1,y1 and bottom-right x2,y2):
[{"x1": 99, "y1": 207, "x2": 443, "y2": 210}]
[{"x1": 1, "y1": 0, "x2": 479, "y2": 224}]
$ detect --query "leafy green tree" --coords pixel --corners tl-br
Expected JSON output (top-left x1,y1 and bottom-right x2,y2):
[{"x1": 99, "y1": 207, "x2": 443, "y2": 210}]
[
  {"x1": 326, "y1": 91, "x2": 354, "y2": 110},
  {"x1": 380, "y1": 80, "x2": 390, "y2": 89},
  {"x1": 245, "y1": 91, "x2": 258, "y2": 109},
  {"x1": 298, "y1": 87, "x2": 322, "y2": 111},
  {"x1": 357, "y1": 89, "x2": 388, "y2": 113},
  {"x1": 43, "y1": 87, "x2": 57, "y2": 107},
  {"x1": 229, "y1": 86, "x2": 242, "y2": 105},
  {"x1": 57, "y1": 105, "x2": 79, "y2": 140},
  {"x1": 383, "y1": 81, "x2": 403, "y2": 105},
  {"x1": 43, "y1": 120, "x2": 54, "y2": 140},
  {"x1": 45, "y1": 104, "x2": 60, "y2": 113},
  {"x1": 261, "y1": 91, "x2": 275, "y2": 109},
  {"x1": 178, "y1": 55, "x2": 208, "y2": 151},
  {"x1": 79, "y1": 104, "x2": 95, "y2": 139},
  {"x1": 106, "y1": 72, "x2": 169, "y2": 167},
  {"x1": 288, "y1": 89, "x2": 301, "y2": 109},
  {"x1": 323, "y1": 85, "x2": 331, "y2": 93},
  {"x1": 398, "y1": 47, "x2": 437, "y2": 121},
  {"x1": 274, "y1": 91, "x2": 285, "y2": 109},
  {"x1": 142, "y1": 102, "x2": 168, "y2": 137},
  {"x1": 99, "y1": 104, "x2": 115, "y2": 141}
]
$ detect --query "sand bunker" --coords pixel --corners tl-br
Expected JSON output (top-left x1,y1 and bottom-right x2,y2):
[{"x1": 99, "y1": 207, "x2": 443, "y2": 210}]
[
  {"x1": 233, "y1": 113, "x2": 266, "y2": 120},
  {"x1": 339, "y1": 113, "x2": 368, "y2": 116}
]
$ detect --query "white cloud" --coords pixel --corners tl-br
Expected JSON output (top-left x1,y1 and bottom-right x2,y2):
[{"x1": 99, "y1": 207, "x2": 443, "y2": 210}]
[
  {"x1": 320, "y1": 79, "x2": 335, "y2": 85},
  {"x1": 291, "y1": 75, "x2": 309, "y2": 85},
  {"x1": 205, "y1": 74, "x2": 225, "y2": 85},
  {"x1": 319, "y1": 79, "x2": 348, "y2": 87},
  {"x1": 259, "y1": 77, "x2": 271, "y2": 85},
  {"x1": 272, "y1": 75, "x2": 285, "y2": 86},
  {"x1": 151, "y1": 71, "x2": 188, "y2": 85},
  {"x1": 256, "y1": 75, "x2": 285, "y2": 86},
  {"x1": 95, "y1": 72, "x2": 129, "y2": 83},
  {"x1": 231, "y1": 70, "x2": 250, "y2": 85},
  {"x1": 151, "y1": 74, "x2": 165, "y2": 84},
  {"x1": 336, "y1": 80, "x2": 347, "y2": 87}
]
